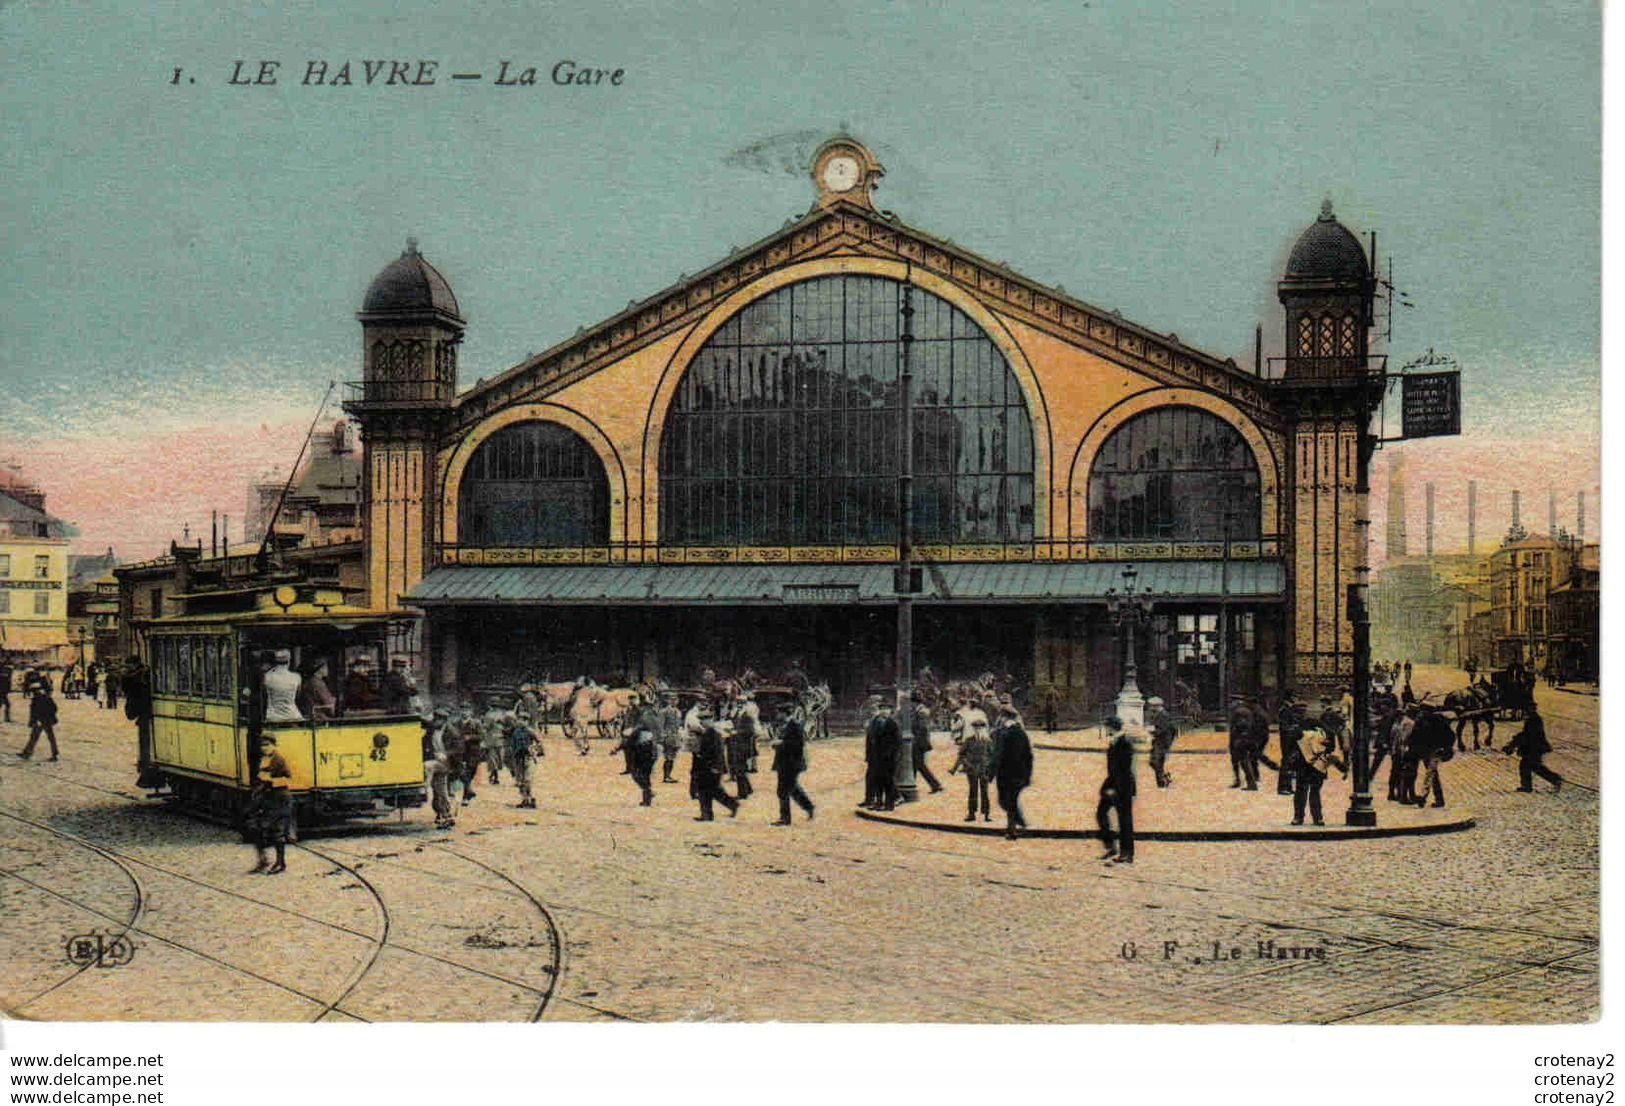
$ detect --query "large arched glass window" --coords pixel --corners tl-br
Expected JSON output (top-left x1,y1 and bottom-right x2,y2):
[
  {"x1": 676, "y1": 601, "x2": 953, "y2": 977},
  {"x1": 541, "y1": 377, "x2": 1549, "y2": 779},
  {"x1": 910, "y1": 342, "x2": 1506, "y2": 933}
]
[
  {"x1": 658, "y1": 275, "x2": 1035, "y2": 546},
  {"x1": 1087, "y1": 407, "x2": 1260, "y2": 542},
  {"x1": 457, "y1": 422, "x2": 609, "y2": 546}
]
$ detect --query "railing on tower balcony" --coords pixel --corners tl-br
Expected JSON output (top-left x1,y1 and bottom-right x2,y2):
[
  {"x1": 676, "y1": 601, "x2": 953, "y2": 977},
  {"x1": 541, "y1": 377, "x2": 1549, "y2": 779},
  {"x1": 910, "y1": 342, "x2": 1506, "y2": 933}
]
[
  {"x1": 342, "y1": 379, "x2": 454, "y2": 406},
  {"x1": 1263, "y1": 354, "x2": 1387, "y2": 384}
]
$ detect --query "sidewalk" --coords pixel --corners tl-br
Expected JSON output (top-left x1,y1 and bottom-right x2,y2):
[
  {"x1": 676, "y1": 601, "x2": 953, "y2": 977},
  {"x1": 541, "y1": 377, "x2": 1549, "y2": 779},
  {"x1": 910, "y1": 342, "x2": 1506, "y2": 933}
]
[{"x1": 860, "y1": 738, "x2": 1476, "y2": 841}]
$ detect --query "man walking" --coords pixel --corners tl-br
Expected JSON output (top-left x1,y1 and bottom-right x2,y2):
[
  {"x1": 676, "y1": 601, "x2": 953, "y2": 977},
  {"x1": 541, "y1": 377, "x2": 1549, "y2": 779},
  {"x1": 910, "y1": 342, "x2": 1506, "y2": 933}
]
[
  {"x1": 20, "y1": 682, "x2": 59, "y2": 760},
  {"x1": 479, "y1": 703, "x2": 507, "y2": 787},
  {"x1": 123, "y1": 654, "x2": 157, "y2": 787},
  {"x1": 0, "y1": 659, "x2": 13, "y2": 724},
  {"x1": 1228, "y1": 694, "x2": 1259, "y2": 789},
  {"x1": 1409, "y1": 704, "x2": 1455, "y2": 808},
  {"x1": 507, "y1": 709, "x2": 541, "y2": 809},
  {"x1": 862, "y1": 699, "x2": 900, "y2": 811},
  {"x1": 421, "y1": 708, "x2": 457, "y2": 829},
  {"x1": 990, "y1": 705, "x2": 1032, "y2": 840},
  {"x1": 769, "y1": 704, "x2": 815, "y2": 825},
  {"x1": 909, "y1": 693, "x2": 943, "y2": 794},
  {"x1": 949, "y1": 700, "x2": 993, "y2": 822},
  {"x1": 1291, "y1": 725, "x2": 1345, "y2": 826},
  {"x1": 727, "y1": 691, "x2": 758, "y2": 800},
  {"x1": 657, "y1": 692, "x2": 683, "y2": 783},
  {"x1": 1146, "y1": 696, "x2": 1176, "y2": 788},
  {"x1": 615, "y1": 698, "x2": 660, "y2": 806},
  {"x1": 691, "y1": 719, "x2": 739, "y2": 821},
  {"x1": 1097, "y1": 716, "x2": 1135, "y2": 862},
  {"x1": 1502, "y1": 703, "x2": 1562, "y2": 794}
]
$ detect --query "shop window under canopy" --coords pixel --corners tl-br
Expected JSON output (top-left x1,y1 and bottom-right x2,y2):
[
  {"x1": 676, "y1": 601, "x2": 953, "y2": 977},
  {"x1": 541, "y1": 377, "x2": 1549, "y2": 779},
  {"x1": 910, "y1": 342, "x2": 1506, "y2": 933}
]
[
  {"x1": 658, "y1": 275, "x2": 1036, "y2": 546},
  {"x1": 1087, "y1": 406, "x2": 1261, "y2": 542}
]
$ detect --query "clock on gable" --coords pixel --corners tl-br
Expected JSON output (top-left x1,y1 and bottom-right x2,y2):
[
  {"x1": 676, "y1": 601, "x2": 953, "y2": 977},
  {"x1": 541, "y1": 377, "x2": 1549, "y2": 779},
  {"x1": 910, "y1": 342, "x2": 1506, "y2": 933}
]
[{"x1": 810, "y1": 137, "x2": 883, "y2": 210}]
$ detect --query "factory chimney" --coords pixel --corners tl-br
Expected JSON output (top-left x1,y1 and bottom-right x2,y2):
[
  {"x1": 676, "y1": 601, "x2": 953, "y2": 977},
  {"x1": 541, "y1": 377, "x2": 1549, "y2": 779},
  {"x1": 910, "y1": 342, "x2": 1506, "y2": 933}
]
[
  {"x1": 1578, "y1": 491, "x2": 1586, "y2": 541},
  {"x1": 1549, "y1": 490, "x2": 1558, "y2": 537},
  {"x1": 1425, "y1": 483, "x2": 1435, "y2": 559},
  {"x1": 1468, "y1": 480, "x2": 1478, "y2": 554},
  {"x1": 1386, "y1": 453, "x2": 1409, "y2": 558}
]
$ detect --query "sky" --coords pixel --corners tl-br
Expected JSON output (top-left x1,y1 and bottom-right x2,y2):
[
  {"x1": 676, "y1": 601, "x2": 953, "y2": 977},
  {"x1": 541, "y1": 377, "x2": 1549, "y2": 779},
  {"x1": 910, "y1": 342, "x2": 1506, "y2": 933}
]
[{"x1": 0, "y1": 0, "x2": 1600, "y2": 560}]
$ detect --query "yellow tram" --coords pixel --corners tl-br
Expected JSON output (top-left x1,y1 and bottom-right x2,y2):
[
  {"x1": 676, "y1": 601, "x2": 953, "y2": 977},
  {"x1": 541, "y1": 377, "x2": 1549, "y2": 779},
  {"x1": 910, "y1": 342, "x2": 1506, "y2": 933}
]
[{"x1": 142, "y1": 583, "x2": 426, "y2": 826}]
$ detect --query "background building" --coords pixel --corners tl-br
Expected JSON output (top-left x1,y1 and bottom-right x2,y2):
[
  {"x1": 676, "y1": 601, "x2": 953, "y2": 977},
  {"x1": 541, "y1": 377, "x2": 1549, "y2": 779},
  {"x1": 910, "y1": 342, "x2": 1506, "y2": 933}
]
[
  {"x1": 336, "y1": 140, "x2": 1385, "y2": 723},
  {"x1": 0, "y1": 475, "x2": 72, "y2": 665}
]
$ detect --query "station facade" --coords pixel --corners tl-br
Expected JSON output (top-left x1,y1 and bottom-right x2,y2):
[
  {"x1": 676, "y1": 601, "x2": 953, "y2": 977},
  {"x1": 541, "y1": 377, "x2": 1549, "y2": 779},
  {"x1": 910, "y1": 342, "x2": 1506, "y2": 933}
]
[{"x1": 346, "y1": 139, "x2": 1377, "y2": 722}]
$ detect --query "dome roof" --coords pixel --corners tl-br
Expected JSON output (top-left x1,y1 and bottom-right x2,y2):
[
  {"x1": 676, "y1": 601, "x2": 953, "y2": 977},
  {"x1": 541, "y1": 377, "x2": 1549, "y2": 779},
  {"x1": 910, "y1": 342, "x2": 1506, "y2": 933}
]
[
  {"x1": 361, "y1": 238, "x2": 461, "y2": 318},
  {"x1": 1285, "y1": 200, "x2": 1370, "y2": 282}
]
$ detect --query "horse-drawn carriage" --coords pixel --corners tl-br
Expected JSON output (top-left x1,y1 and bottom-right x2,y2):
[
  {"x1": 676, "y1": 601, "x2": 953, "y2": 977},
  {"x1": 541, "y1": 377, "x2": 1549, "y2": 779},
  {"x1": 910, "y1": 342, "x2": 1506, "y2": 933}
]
[{"x1": 1489, "y1": 669, "x2": 1535, "y2": 721}]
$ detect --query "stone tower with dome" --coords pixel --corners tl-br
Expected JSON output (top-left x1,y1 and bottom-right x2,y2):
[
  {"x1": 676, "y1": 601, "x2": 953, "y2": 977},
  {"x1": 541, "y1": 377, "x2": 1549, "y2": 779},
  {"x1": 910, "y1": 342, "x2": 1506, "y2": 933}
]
[
  {"x1": 347, "y1": 238, "x2": 465, "y2": 614},
  {"x1": 1276, "y1": 199, "x2": 1379, "y2": 694}
]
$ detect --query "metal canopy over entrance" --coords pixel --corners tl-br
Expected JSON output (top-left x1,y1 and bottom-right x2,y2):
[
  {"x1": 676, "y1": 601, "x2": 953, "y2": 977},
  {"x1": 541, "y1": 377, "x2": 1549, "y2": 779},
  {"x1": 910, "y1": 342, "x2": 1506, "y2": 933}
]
[{"x1": 405, "y1": 560, "x2": 1285, "y2": 607}]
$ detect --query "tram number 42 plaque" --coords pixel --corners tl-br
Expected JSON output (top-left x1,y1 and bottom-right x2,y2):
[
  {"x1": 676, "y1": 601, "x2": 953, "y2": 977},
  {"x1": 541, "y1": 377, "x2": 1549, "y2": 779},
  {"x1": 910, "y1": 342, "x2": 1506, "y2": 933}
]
[{"x1": 1400, "y1": 371, "x2": 1461, "y2": 439}]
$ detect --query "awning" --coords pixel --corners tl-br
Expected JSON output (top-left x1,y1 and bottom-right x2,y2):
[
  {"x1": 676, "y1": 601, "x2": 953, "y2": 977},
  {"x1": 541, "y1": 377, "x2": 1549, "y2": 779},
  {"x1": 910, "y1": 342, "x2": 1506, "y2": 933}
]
[
  {"x1": 405, "y1": 560, "x2": 1284, "y2": 606},
  {"x1": 0, "y1": 623, "x2": 71, "y2": 650}
]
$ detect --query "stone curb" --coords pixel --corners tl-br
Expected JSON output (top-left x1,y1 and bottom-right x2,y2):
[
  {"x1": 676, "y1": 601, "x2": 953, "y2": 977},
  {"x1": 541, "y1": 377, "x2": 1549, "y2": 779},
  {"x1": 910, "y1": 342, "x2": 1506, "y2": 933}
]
[{"x1": 853, "y1": 807, "x2": 1477, "y2": 842}]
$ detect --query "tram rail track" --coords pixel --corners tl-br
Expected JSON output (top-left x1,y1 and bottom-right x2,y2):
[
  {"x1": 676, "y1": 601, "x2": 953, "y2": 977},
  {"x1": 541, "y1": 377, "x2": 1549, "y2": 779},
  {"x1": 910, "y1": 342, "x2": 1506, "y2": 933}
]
[{"x1": 0, "y1": 797, "x2": 564, "y2": 1022}]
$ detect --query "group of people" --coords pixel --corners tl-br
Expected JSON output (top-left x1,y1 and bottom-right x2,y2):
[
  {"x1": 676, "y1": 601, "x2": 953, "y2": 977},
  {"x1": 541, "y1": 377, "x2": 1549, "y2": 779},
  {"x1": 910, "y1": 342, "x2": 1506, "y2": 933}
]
[
  {"x1": 2, "y1": 655, "x2": 152, "y2": 769},
  {"x1": 416, "y1": 701, "x2": 544, "y2": 830},
  {"x1": 257, "y1": 650, "x2": 421, "y2": 724}
]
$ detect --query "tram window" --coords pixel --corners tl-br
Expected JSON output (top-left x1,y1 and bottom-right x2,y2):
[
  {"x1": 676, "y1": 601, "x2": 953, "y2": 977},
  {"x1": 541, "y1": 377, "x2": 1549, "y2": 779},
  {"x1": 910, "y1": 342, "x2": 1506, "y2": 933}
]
[
  {"x1": 202, "y1": 639, "x2": 217, "y2": 699},
  {"x1": 177, "y1": 638, "x2": 191, "y2": 695},
  {"x1": 217, "y1": 639, "x2": 234, "y2": 699},
  {"x1": 191, "y1": 640, "x2": 205, "y2": 697}
]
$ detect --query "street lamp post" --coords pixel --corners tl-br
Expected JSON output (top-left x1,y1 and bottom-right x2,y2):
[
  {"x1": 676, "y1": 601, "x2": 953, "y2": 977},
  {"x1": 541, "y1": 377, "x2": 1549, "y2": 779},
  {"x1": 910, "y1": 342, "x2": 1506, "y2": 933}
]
[
  {"x1": 893, "y1": 281, "x2": 919, "y2": 802},
  {"x1": 1105, "y1": 563, "x2": 1157, "y2": 728},
  {"x1": 1345, "y1": 396, "x2": 1378, "y2": 828}
]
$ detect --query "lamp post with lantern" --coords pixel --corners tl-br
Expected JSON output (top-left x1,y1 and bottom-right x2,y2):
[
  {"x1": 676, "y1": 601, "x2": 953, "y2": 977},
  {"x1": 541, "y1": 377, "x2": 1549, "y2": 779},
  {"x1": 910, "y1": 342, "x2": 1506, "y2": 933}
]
[{"x1": 1105, "y1": 563, "x2": 1158, "y2": 728}]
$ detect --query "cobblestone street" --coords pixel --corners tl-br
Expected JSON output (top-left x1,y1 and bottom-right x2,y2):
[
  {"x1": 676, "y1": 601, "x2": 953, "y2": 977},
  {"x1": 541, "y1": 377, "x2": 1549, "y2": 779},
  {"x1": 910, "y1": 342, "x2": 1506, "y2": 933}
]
[{"x1": 0, "y1": 664, "x2": 1597, "y2": 1023}]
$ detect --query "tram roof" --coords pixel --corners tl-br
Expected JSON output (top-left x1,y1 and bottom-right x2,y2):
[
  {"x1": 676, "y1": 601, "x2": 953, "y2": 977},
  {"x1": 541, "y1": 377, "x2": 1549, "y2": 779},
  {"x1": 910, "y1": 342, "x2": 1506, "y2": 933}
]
[
  {"x1": 405, "y1": 561, "x2": 1285, "y2": 606},
  {"x1": 141, "y1": 604, "x2": 415, "y2": 628}
]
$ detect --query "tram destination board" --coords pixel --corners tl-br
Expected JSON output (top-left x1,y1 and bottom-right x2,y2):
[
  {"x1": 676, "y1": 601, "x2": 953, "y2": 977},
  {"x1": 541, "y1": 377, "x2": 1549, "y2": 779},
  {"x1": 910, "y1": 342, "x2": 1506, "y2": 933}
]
[{"x1": 1400, "y1": 370, "x2": 1461, "y2": 439}]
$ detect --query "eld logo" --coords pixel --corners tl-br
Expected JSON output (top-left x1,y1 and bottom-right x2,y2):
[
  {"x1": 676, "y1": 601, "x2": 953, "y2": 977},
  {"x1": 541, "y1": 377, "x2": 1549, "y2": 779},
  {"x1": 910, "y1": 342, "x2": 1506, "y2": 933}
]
[{"x1": 65, "y1": 931, "x2": 136, "y2": 969}]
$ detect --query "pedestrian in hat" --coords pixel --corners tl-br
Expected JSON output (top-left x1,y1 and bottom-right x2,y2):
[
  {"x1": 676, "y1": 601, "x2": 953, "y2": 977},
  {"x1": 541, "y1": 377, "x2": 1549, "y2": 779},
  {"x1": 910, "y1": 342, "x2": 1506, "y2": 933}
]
[
  {"x1": 248, "y1": 733, "x2": 293, "y2": 873},
  {"x1": 691, "y1": 717, "x2": 739, "y2": 821},
  {"x1": 727, "y1": 690, "x2": 759, "y2": 798},
  {"x1": 862, "y1": 698, "x2": 900, "y2": 810},
  {"x1": 657, "y1": 692, "x2": 683, "y2": 783},
  {"x1": 1097, "y1": 716, "x2": 1135, "y2": 862},
  {"x1": 1291, "y1": 725, "x2": 1345, "y2": 827},
  {"x1": 506, "y1": 708, "x2": 542, "y2": 809},
  {"x1": 909, "y1": 692, "x2": 943, "y2": 795},
  {"x1": 380, "y1": 656, "x2": 418, "y2": 715},
  {"x1": 1502, "y1": 703, "x2": 1562, "y2": 795},
  {"x1": 1228, "y1": 694, "x2": 1259, "y2": 790},
  {"x1": 421, "y1": 707, "x2": 457, "y2": 828},
  {"x1": 19, "y1": 681, "x2": 60, "y2": 761},
  {"x1": 1274, "y1": 690, "x2": 1305, "y2": 796},
  {"x1": 949, "y1": 697, "x2": 994, "y2": 822},
  {"x1": 1318, "y1": 694, "x2": 1350, "y2": 770},
  {"x1": 1146, "y1": 696, "x2": 1176, "y2": 788},
  {"x1": 769, "y1": 702, "x2": 815, "y2": 825},
  {"x1": 989, "y1": 704, "x2": 1032, "y2": 840}
]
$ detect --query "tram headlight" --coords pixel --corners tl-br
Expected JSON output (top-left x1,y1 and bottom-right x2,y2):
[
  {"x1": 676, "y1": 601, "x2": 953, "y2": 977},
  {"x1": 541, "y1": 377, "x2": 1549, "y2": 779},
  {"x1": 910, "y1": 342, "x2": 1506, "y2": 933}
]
[{"x1": 372, "y1": 732, "x2": 389, "y2": 750}]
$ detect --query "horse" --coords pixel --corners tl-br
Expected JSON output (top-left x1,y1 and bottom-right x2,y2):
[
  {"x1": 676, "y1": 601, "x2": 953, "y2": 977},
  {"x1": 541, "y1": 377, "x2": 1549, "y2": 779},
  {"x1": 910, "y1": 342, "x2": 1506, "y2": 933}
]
[
  {"x1": 797, "y1": 682, "x2": 833, "y2": 741},
  {"x1": 563, "y1": 681, "x2": 606, "y2": 754}
]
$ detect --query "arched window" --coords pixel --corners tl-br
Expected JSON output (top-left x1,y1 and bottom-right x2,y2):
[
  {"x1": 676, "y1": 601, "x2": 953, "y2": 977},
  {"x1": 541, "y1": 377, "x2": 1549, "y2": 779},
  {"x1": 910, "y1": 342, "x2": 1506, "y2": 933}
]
[
  {"x1": 658, "y1": 275, "x2": 1035, "y2": 546},
  {"x1": 1087, "y1": 407, "x2": 1260, "y2": 542},
  {"x1": 457, "y1": 422, "x2": 609, "y2": 547}
]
